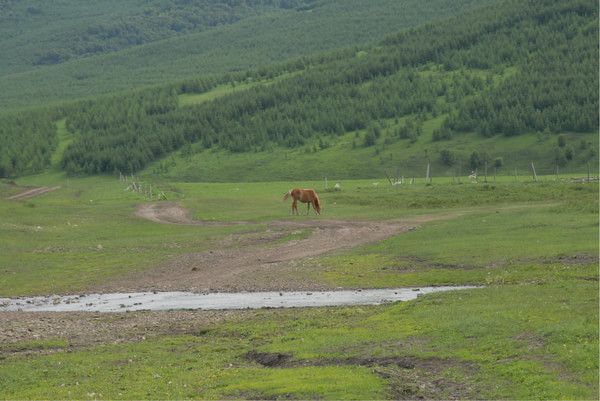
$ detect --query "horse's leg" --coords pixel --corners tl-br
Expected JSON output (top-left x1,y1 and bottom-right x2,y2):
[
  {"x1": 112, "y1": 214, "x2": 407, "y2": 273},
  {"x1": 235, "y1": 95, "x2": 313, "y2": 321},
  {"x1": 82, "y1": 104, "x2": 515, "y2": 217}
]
[
  {"x1": 307, "y1": 202, "x2": 310, "y2": 215},
  {"x1": 292, "y1": 199, "x2": 298, "y2": 215}
]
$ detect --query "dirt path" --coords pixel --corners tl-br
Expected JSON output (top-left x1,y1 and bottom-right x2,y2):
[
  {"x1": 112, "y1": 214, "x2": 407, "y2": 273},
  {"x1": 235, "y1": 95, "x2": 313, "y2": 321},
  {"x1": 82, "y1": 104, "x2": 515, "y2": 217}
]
[
  {"x1": 94, "y1": 203, "x2": 462, "y2": 294},
  {"x1": 134, "y1": 202, "x2": 249, "y2": 225},
  {"x1": 7, "y1": 186, "x2": 60, "y2": 200}
]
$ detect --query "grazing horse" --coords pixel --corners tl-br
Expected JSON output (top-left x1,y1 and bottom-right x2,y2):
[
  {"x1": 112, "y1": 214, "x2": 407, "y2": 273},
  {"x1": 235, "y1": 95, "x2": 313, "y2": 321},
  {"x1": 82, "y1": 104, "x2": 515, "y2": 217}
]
[{"x1": 283, "y1": 188, "x2": 321, "y2": 215}]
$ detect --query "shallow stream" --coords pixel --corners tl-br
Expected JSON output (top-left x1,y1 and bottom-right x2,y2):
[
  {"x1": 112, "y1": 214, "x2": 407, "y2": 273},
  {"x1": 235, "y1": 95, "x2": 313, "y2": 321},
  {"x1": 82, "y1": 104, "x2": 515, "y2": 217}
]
[{"x1": 0, "y1": 286, "x2": 479, "y2": 313}]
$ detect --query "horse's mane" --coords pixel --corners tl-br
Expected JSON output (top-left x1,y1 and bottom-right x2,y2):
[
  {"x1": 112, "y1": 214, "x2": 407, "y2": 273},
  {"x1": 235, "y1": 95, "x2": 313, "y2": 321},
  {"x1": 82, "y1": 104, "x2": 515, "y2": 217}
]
[{"x1": 283, "y1": 190, "x2": 291, "y2": 201}]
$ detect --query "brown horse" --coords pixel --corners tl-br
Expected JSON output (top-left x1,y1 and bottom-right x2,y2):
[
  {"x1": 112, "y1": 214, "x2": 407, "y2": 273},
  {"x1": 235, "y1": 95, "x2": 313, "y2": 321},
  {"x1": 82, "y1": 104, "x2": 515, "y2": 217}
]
[{"x1": 283, "y1": 188, "x2": 321, "y2": 215}]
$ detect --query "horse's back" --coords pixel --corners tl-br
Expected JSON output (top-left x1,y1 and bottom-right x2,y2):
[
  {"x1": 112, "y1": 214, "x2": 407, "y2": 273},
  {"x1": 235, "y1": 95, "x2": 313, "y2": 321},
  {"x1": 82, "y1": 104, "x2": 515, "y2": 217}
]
[
  {"x1": 290, "y1": 188, "x2": 317, "y2": 202},
  {"x1": 302, "y1": 188, "x2": 318, "y2": 202}
]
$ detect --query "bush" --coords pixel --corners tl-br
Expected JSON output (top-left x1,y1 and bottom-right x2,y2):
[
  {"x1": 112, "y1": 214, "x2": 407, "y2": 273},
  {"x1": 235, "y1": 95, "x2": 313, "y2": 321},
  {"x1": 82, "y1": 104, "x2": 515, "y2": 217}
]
[
  {"x1": 557, "y1": 134, "x2": 567, "y2": 148},
  {"x1": 439, "y1": 149, "x2": 455, "y2": 166},
  {"x1": 363, "y1": 130, "x2": 377, "y2": 147}
]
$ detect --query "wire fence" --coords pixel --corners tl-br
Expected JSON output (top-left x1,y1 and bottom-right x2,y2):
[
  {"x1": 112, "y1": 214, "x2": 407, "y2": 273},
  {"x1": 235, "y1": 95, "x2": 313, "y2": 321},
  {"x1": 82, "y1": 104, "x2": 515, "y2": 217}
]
[{"x1": 321, "y1": 160, "x2": 598, "y2": 189}]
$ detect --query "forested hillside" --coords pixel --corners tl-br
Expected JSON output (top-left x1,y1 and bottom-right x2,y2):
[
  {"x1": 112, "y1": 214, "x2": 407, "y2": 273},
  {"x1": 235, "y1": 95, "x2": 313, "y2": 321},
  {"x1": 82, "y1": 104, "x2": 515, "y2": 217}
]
[
  {"x1": 0, "y1": 0, "x2": 597, "y2": 179},
  {"x1": 0, "y1": 0, "x2": 493, "y2": 110},
  {"x1": 0, "y1": 0, "x2": 311, "y2": 74},
  {"x1": 0, "y1": 110, "x2": 57, "y2": 177},
  {"x1": 57, "y1": 0, "x2": 598, "y2": 177}
]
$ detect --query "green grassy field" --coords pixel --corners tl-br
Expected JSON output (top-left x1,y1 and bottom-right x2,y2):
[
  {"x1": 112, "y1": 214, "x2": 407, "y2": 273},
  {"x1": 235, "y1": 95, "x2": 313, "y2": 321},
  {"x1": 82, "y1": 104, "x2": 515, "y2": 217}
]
[
  {"x1": 0, "y1": 173, "x2": 597, "y2": 398},
  {"x1": 0, "y1": 175, "x2": 252, "y2": 296}
]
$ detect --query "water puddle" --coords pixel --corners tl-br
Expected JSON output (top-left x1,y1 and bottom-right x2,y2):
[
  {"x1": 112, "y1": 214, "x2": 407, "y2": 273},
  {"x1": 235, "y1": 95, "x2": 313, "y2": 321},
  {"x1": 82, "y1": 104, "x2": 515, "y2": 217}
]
[{"x1": 0, "y1": 286, "x2": 480, "y2": 313}]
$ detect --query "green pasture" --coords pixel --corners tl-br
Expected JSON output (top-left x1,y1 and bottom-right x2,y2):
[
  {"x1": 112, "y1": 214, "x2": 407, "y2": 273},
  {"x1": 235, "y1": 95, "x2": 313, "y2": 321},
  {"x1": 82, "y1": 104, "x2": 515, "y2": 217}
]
[
  {"x1": 1, "y1": 174, "x2": 597, "y2": 295},
  {"x1": 0, "y1": 175, "x2": 597, "y2": 398},
  {"x1": 0, "y1": 176, "x2": 252, "y2": 296}
]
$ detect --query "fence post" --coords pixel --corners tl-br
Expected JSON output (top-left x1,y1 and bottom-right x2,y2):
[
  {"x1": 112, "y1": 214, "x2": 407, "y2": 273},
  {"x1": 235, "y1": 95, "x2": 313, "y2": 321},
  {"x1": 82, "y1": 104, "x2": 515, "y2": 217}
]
[
  {"x1": 587, "y1": 163, "x2": 591, "y2": 182},
  {"x1": 484, "y1": 161, "x2": 488, "y2": 183},
  {"x1": 426, "y1": 162, "x2": 430, "y2": 184},
  {"x1": 531, "y1": 162, "x2": 537, "y2": 182}
]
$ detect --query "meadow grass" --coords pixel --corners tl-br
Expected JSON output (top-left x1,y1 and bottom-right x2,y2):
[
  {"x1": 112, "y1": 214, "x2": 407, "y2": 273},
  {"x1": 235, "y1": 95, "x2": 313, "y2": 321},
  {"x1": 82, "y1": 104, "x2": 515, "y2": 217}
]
[
  {"x1": 0, "y1": 175, "x2": 251, "y2": 296},
  {"x1": 1, "y1": 174, "x2": 597, "y2": 295},
  {"x1": 178, "y1": 71, "x2": 300, "y2": 108},
  {"x1": 49, "y1": 120, "x2": 73, "y2": 169},
  {"x1": 0, "y1": 175, "x2": 597, "y2": 399}
]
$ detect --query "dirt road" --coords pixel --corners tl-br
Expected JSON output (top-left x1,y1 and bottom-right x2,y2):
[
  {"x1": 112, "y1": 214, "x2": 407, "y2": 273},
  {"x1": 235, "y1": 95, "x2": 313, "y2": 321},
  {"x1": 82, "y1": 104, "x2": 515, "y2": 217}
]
[
  {"x1": 95, "y1": 203, "x2": 461, "y2": 293},
  {"x1": 7, "y1": 186, "x2": 60, "y2": 200}
]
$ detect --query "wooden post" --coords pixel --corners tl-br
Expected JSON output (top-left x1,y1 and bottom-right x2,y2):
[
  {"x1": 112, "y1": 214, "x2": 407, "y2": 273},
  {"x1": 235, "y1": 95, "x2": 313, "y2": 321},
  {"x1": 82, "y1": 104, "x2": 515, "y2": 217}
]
[
  {"x1": 324, "y1": 177, "x2": 328, "y2": 190},
  {"x1": 587, "y1": 163, "x2": 591, "y2": 182},
  {"x1": 426, "y1": 162, "x2": 430, "y2": 184},
  {"x1": 555, "y1": 164, "x2": 559, "y2": 181},
  {"x1": 493, "y1": 167, "x2": 496, "y2": 183},
  {"x1": 514, "y1": 168, "x2": 518, "y2": 182},
  {"x1": 531, "y1": 162, "x2": 537, "y2": 182},
  {"x1": 484, "y1": 161, "x2": 488, "y2": 183}
]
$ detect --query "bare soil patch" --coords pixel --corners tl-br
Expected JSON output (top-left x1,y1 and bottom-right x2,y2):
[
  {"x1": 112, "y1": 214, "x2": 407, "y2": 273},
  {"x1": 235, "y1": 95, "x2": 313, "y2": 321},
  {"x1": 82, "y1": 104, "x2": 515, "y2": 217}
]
[
  {"x1": 97, "y1": 203, "x2": 462, "y2": 293},
  {"x1": 7, "y1": 186, "x2": 60, "y2": 200},
  {"x1": 246, "y1": 350, "x2": 418, "y2": 369},
  {"x1": 244, "y1": 350, "x2": 481, "y2": 399},
  {"x1": 0, "y1": 309, "x2": 247, "y2": 355},
  {"x1": 135, "y1": 202, "x2": 248, "y2": 225}
]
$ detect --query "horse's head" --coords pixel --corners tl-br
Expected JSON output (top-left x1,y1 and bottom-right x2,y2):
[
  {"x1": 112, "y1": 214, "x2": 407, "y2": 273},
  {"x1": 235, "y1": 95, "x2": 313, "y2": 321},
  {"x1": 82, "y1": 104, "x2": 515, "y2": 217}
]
[
  {"x1": 313, "y1": 196, "x2": 321, "y2": 215},
  {"x1": 283, "y1": 191, "x2": 291, "y2": 201}
]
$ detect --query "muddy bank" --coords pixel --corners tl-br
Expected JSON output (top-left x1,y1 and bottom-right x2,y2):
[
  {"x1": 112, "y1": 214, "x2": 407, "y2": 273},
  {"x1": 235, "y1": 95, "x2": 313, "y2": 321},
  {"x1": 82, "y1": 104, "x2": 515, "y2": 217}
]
[{"x1": 0, "y1": 286, "x2": 479, "y2": 313}]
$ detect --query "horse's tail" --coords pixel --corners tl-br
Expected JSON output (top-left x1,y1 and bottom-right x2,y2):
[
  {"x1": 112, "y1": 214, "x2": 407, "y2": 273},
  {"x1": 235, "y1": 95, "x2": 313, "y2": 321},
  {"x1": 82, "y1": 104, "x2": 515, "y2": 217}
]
[
  {"x1": 283, "y1": 190, "x2": 291, "y2": 201},
  {"x1": 313, "y1": 194, "x2": 321, "y2": 214}
]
